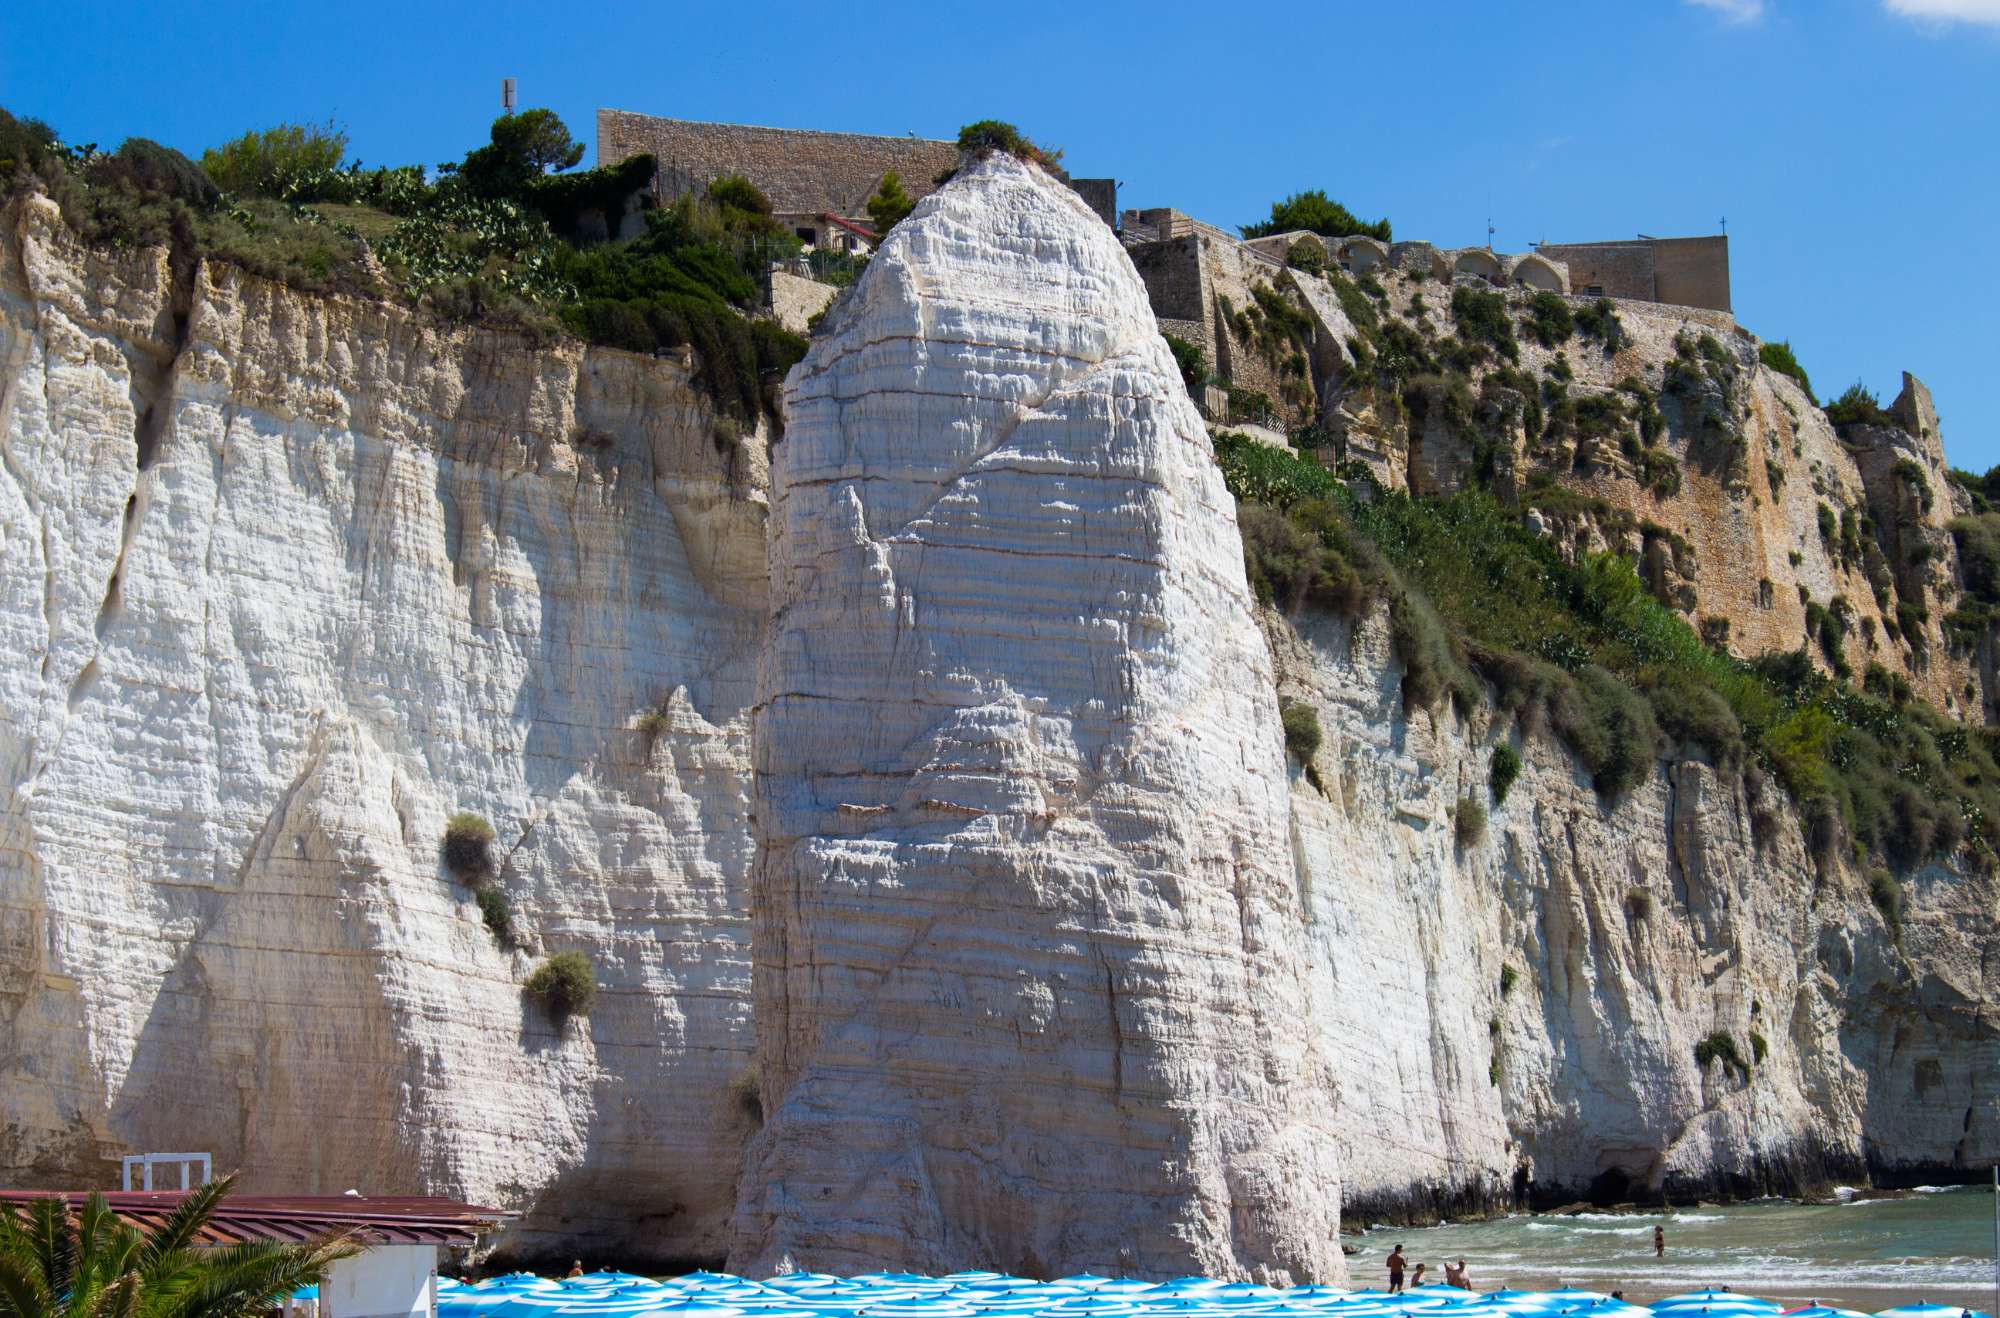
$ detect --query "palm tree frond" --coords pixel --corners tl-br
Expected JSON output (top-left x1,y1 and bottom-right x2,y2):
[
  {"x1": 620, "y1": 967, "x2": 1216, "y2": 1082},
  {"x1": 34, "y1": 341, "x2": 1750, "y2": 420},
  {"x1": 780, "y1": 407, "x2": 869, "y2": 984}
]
[
  {"x1": 142, "y1": 1232, "x2": 356, "y2": 1318},
  {"x1": 0, "y1": 1251, "x2": 55, "y2": 1318},
  {"x1": 21, "y1": 1199, "x2": 75, "y2": 1298},
  {"x1": 134, "y1": 1179, "x2": 234, "y2": 1276}
]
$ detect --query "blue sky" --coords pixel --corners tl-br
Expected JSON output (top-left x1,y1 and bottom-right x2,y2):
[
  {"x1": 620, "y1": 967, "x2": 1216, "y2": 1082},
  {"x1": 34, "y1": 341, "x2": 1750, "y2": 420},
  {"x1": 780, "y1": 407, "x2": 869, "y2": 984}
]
[{"x1": 4, "y1": 0, "x2": 1996, "y2": 466}]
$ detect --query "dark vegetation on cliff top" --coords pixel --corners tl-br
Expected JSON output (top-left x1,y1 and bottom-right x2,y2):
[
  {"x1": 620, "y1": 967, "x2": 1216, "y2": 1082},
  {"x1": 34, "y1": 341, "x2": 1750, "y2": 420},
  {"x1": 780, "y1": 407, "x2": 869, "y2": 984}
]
[
  {"x1": 0, "y1": 105, "x2": 807, "y2": 421},
  {"x1": 1221, "y1": 433, "x2": 2000, "y2": 874},
  {"x1": 1241, "y1": 188, "x2": 1392, "y2": 242}
]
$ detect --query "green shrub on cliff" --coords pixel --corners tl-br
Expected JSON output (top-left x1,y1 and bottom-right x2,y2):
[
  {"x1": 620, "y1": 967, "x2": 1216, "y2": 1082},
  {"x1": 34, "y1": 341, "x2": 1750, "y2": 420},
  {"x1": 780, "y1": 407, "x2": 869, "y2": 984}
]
[
  {"x1": 1, "y1": 103, "x2": 792, "y2": 420},
  {"x1": 1695, "y1": 1031, "x2": 1750, "y2": 1080},
  {"x1": 1573, "y1": 297, "x2": 1628, "y2": 353},
  {"x1": 1758, "y1": 339, "x2": 1814, "y2": 401},
  {"x1": 1455, "y1": 797, "x2": 1487, "y2": 849},
  {"x1": 1825, "y1": 381, "x2": 1895, "y2": 429},
  {"x1": 956, "y1": 120, "x2": 1062, "y2": 170},
  {"x1": 1525, "y1": 292, "x2": 1574, "y2": 348},
  {"x1": 1211, "y1": 432, "x2": 2000, "y2": 865},
  {"x1": 1241, "y1": 188, "x2": 1391, "y2": 242},
  {"x1": 442, "y1": 811, "x2": 495, "y2": 878},
  {"x1": 1280, "y1": 699, "x2": 1322, "y2": 765},
  {"x1": 1450, "y1": 286, "x2": 1519, "y2": 363},
  {"x1": 526, "y1": 951, "x2": 597, "y2": 1019},
  {"x1": 201, "y1": 121, "x2": 348, "y2": 200},
  {"x1": 1490, "y1": 743, "x2": 1522, "y2": 804}
]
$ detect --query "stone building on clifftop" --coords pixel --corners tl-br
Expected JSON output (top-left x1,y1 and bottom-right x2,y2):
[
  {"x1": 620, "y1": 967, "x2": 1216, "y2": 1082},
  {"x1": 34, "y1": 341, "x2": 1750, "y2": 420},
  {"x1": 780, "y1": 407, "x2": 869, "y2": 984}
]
[
  {"x1": 596, "y1": 110, "x2": 1120, "y2": 251},
  {"x1": 597, "y1": 109, "x2": 960, "y2": 252}
]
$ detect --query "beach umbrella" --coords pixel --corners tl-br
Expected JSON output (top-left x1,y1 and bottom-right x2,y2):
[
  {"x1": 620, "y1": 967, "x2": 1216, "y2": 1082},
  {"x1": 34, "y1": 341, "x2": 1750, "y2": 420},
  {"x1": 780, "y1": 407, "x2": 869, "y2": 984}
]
[
  {"x1": 1876, "y1": 1308, "x2": 1989, "y2": 1318},
  {"x1": 1036, "y1": 1300, "x2": 1138, "y2": 1317},
  {"x1": 1779, "y1": 1308, "x2": 1870, "y2": 1318}
]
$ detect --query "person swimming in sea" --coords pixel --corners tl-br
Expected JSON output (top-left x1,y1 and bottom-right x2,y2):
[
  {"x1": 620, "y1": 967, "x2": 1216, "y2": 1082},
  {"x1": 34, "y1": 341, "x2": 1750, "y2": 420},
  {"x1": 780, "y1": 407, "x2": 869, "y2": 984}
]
[{"x1": 1444, "y1": 1259, "x2": 1470, "y2": 1291}]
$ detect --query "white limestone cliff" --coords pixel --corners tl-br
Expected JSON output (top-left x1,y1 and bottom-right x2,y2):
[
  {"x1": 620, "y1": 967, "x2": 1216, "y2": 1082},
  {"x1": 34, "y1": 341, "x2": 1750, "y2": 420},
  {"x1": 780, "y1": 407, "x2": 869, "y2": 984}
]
[
  {"x1": 1, "y1": 156, "x2": 1997, "y2": 1277},
  {"x1": 0, "y1": 193, "x2": 763, "y2": 1264},
  {"x1": 1271, "y1": 603, "x2": 2000, "y2": 1220},
  {"x1": 733, "y1": 151, "x2": 1343, "y2": 1281}
]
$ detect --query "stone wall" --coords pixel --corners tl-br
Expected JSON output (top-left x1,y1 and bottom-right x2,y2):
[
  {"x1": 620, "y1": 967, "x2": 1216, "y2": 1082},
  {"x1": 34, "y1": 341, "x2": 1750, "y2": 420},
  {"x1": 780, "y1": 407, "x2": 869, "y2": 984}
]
[
  {"x1": 1653, "y1": 235, "x2": 1732, "y2": 313},
  {"x1": 1066, "y1": 179, "x2": 1118, "y2": 228},
  {"x1": 597, "y1": 110, "x2": 958, "y2": 219},
  {"x1": 1538, "y1": 235, "x2": 1731, "y2": 313}
]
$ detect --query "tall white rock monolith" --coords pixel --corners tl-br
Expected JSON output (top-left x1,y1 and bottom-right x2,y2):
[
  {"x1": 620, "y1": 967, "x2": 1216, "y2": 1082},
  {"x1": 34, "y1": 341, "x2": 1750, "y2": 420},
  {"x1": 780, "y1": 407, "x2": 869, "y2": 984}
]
[{"x1": 733, "y1": 151, "x2": 1342, "y2": 1280}]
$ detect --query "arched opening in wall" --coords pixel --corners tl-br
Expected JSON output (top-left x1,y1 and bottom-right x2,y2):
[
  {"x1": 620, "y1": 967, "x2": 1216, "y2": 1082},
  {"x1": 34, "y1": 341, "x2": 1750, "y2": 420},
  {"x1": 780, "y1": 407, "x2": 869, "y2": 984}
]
[
  {"x1": 1454, "y1": 249, "x2": 1502, "y2": 283},
  {"x1": 1337, "y1": 239, "x2": 1385, "y2": 274},
  {"x1": 1512, "y1": 255, "x2": 1564, "y2": 293}
]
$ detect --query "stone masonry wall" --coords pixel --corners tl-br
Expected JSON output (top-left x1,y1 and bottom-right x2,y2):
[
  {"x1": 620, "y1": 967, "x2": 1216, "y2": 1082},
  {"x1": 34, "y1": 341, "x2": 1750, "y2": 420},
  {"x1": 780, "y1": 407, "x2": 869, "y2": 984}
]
[{"x1": 597, "y1": 110, "x2": 958, "y2": 218}]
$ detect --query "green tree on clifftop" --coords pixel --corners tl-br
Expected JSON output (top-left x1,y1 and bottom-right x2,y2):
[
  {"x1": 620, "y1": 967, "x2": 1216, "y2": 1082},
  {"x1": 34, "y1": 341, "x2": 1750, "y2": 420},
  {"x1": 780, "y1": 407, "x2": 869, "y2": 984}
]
[
  {"x1": 865, "y1": 170, "x2": 916, "y2": 237},
  {"x1": 1242, "y1": 189, "x2": 1391, "y2": 242},
  {"x1": 455, "y1": 108, "x2": 584, "y2": 196}
]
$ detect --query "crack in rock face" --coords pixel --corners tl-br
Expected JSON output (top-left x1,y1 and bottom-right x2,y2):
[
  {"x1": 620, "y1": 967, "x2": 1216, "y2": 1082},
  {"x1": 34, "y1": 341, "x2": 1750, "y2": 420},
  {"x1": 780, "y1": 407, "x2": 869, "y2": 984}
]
[{"x1": 735, "y1": 151, "x2": 1342, "y2": 1282}]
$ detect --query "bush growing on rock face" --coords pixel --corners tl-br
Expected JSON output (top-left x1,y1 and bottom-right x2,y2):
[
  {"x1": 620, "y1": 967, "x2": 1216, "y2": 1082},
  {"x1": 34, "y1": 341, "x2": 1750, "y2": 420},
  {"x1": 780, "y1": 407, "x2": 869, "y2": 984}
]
[
  {"x1": 1499, "y1": 964, "x2": 1519, "y2": 997},
  {"x1": 1454, "y1": 797, "x2": 1487, "y2": 849},
  {"x1": 1758, "y1": 339, "x2": 1814, "y2": 401},
  {"x1": 475, "y1": 885, "x2": 516, "y2": 949},
  {"x1": 1450, "y1": 286, "x2": 1519, "y2": 363},
  {"x1": 526, "y1": 950, "x2": 597, "y2": 1018},
  {"x1": 1573, "y1": 297, "x2": 1628, "y2": 353},
  {"x1": 1824, "y1": 381, "x2": 1895, "y2": 429},
  {"x1": 442, "y1": 811, "x2": 495, "y2": 878},
  {"x1": 1695, "y1": 1031, "x2": 1750, "y2": 1080},
  {"x1": 1286, "y1": 240, "x2": 1327, "y2": 275},
  {"x1": 1868, "y1": 870, "x2": 1903, "y2": 939},
  {"x1": 1525, "y1": 292, "x2": 1574, "y2": 348},
  {"x1": 1280, "y1": 699, "x2": 1322, "y2": 765},
  {"x1": 955, "y1": 120, "x2": 1062, "y2": 170},
  {"x1": 1490, "y1": 743, "x2": 1521, "y2": 804},
  {"x1": 1211, "y1": 432, "x2": 2000, "y2": 869}
]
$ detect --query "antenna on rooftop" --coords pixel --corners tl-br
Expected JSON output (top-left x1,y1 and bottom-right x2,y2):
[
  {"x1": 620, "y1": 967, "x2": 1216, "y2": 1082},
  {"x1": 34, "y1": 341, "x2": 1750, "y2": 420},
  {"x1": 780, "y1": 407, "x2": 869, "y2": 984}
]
[
  {"x1": 501, "y1": 77, "x2": 517, "y2": 114},
  {"x1": 1486, "y1": 216, "x2": 1496, "y2": 251}
]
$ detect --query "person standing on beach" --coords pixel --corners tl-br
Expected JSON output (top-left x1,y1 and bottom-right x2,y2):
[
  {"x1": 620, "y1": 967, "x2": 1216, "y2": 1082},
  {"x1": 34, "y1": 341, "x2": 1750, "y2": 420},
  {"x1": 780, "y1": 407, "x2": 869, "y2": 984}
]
[
  {"x1": 1654, "y1": 1225, "x2": 1665, "y2": 1258},
  {"x1": 1387, "y1": 1244, "x2": 1408, "y2": 1293}
]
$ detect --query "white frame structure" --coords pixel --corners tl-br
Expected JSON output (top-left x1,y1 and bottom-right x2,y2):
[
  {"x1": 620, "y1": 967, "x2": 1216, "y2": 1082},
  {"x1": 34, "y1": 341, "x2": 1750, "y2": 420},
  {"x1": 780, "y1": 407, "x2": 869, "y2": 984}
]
[{"x1": 120, "y1": 1152, "x2": 212, "y2": 1191}]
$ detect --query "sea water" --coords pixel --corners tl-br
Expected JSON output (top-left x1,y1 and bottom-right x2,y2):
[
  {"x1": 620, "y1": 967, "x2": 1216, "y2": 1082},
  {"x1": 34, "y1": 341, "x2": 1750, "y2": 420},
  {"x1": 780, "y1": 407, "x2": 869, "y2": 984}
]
[{"x1": 1377, "y1": 1185, "x2": 1996, "y2": 1303}]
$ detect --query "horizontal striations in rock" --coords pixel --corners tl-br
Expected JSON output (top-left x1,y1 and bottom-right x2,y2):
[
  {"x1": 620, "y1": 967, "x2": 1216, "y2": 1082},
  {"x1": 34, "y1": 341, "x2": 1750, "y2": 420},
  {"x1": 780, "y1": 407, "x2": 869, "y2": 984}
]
[
  {"x1": 736, "y1": 152, "x2": 1341, "y2": 1281},
  {"x1": 1267, "y1": 603, "x2": 2000, "y2": 1221},
  {"x1": 0, "y1": 193, "x2": 763, "y2": 1264}
]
